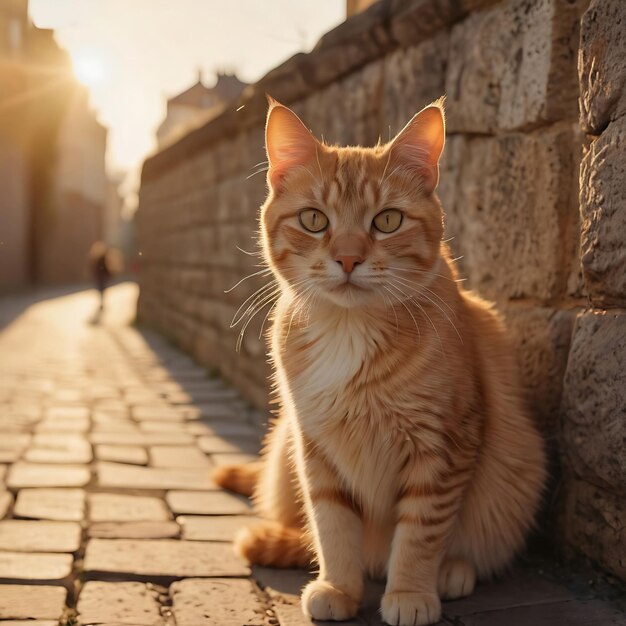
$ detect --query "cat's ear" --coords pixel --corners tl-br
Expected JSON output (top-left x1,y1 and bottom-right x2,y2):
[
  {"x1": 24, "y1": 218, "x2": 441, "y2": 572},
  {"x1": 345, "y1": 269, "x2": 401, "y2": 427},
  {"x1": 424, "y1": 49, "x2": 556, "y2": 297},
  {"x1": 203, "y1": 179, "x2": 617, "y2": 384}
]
[
  {"x1": 389, "y1": 99, "x2": 445, "y2": 193},
  {"x1": 265, "y1": 98, "x2": 318, "y2": 189}
]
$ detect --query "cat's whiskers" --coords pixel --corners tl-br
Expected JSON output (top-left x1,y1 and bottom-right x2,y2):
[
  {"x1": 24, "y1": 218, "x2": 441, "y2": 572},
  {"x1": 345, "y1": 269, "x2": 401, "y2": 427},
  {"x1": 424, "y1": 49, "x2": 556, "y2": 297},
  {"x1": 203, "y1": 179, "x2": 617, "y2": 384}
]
[
  {"x1": 390, "y1": 276, "x2": 463, "y2": 344},
  {"x1": 383, "y1": 285, "x2": 421, "y2": 345},
  {"x1": 387, "y1": 281, "x2": 447, "y2": 359},
  {"x1": 385, "y1": 265, "x2": 462, "y2": 284},
  {"x1": 388, "y1": 273, "x2": 456, "y2": 315},
  {"x1": 224, "y1": 268, "x2": 272, "y2": 293},
  {"x1": 231, "y1": 280, "x2": 280, "y2": 327}
]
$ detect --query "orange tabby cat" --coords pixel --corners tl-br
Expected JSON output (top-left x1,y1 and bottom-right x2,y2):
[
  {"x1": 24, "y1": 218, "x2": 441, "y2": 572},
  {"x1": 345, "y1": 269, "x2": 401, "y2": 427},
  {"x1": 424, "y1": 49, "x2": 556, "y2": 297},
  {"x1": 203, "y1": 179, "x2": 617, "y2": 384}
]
[{"x1": 214, "y1": 99, "x2": 546, "y2": 626}]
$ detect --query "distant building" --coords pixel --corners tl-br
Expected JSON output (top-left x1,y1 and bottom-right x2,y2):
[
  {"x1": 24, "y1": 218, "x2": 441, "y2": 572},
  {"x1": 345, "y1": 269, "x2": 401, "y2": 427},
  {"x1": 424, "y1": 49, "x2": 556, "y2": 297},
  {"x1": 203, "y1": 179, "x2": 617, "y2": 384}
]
[
  {"x1": 156, "y1": 71, "x2": 247, "y2": 148},
  {"x1": 0, "y1": 0, "x2": 108, "y2": 289}
]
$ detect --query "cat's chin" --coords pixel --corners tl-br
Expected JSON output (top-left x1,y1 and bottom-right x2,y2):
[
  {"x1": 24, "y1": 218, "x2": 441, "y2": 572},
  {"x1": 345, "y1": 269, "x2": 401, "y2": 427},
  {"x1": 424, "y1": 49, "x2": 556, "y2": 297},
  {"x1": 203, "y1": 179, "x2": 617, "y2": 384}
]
[{"x1": 321, "y1": 283, "x2": 376, "y2": 309}]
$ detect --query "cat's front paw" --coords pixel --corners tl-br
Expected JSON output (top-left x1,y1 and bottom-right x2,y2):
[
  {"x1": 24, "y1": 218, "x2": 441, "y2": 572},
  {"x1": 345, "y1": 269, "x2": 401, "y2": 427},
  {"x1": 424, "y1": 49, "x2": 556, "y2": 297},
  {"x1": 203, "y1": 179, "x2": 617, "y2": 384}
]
[
  {"x1": 381, "y1": 591, "x2": 441, "y2": 626},
  {"x1": 302, "y1": 580, "x2": 359, "y2": 621}
]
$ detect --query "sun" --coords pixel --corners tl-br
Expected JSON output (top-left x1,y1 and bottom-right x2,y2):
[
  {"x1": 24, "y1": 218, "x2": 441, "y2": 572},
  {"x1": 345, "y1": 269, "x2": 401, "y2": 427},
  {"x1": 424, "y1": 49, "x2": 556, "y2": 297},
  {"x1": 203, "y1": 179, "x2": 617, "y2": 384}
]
[{"x1": 72, "y1": 50, "x2": 109, "y2": 88}]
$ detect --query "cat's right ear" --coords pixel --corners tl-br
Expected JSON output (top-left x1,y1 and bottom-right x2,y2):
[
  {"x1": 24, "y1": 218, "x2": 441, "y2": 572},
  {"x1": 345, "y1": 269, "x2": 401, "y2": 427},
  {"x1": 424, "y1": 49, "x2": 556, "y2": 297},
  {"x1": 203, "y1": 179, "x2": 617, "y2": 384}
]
[{"x1": 265, "y1": 99, "x2": 318, "y2": 190}]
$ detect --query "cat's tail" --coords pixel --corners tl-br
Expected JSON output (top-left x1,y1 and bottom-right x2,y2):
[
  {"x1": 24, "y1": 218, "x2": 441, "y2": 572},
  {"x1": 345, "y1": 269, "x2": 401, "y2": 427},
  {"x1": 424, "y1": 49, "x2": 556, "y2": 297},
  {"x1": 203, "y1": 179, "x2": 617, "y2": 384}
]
[
  {"x1": 212, "y1": 462, "x2": 262, "y2": 497},
  {"x1": 235, "y1": 520, "x2": 313, "y2": 568}
]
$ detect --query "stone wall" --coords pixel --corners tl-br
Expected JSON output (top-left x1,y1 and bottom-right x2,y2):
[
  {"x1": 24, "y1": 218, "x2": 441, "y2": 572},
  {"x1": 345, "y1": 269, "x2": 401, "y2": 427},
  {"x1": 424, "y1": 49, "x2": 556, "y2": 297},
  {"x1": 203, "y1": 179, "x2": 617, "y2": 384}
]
[{"x1": 136, "y1": 0, "x2": 625, "y2": 579}]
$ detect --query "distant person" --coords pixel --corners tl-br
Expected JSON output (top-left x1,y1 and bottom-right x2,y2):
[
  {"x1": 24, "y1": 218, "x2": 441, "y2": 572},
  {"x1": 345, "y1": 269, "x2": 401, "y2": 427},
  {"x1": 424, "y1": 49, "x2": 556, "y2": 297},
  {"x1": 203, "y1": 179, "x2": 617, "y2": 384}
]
[{"x1": 89, "y1": 242, "x2": 111, "y2": 310}]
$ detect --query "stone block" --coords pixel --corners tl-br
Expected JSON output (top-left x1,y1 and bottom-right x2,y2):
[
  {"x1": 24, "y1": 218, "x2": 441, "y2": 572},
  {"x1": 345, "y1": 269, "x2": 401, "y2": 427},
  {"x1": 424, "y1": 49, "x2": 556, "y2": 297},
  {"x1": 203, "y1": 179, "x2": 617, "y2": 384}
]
[
  {"x1": 88, "y1": 493, "x2": 171, "y2": 522},
  {"x1": 441, "y1": 125, "x2": 580, "y2": 301},
  {"x1": 445, "y1": 0, "x2": 579, "y2": 133},
  {"x1": 562, "y1": 477, "x2": 625, "y2": 581},
  {"x1": 561, "y1": 310, "x2": 626, "y2": 493},
  {"x1": 88, "y1": 521, "x2": 180, "y2": 539},
  {"x1": 303, "y1": 60, "x2": 383, "y2": 146},
  {"x1": 166, "y1": 491, "x2": 251, "y2": 515},
  {"x1": 7, "y1": 463, "x2": 90, "y2": 489},
  {"x1": 579, "y1": 116, "x2": 626, "y2": 306},
  {"x1": 171, "y1": 578, "x2": 267, "y2": 626},
  {"x1": 97, "y1": 462, "x2": 215, "y2": 491},
  {"x1": 382, "y1": 31, "x2": 449, "y2": 136},
  {"x1": 0, "y1": 520, "x2": 81, "y2": 553},
  {"x1": 83, "y1": 538, "x2": 250, "y2": 580},
  {"x1": 0, "y1": 585, "x2": 67, "y2": 620},
  {"x1": 77, "y1": 581, "x2": 164, "y2": 626},
  {"x1": 13, "y1": 488, "x2": 85, "y2": 521},
  {"x1": 503, "y1": 306, "x2": 575, "y2": 433},
  {"x1": 579, "y1": 0, "x2": 626, "y2": 134}
]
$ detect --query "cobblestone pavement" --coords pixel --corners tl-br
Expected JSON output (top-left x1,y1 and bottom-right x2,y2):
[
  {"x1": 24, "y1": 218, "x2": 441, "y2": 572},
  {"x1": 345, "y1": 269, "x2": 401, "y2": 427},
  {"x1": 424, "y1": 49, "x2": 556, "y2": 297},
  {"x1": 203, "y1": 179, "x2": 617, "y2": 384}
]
[{"x1": 0, "y1": 283, "x2": 624, "y2": 626}]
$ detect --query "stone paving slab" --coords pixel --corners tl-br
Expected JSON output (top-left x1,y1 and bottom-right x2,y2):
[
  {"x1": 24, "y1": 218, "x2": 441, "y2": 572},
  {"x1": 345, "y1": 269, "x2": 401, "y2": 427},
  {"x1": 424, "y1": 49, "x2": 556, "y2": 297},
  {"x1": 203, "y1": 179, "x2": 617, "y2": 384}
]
[
  {"x1": 24, "y1": 437, "x2": 92, "y2": 464},
  {"x1": 88, "y1": 493, "x2": 170, "y2": 522},
  {"x1": 95, "y1": 444, "x2": 148, "y2": 465},
  {"x1": 90, "y1": 432, "x2": 194, "y2": 446},
  {"x1": 186, "y1": 420, "x2": 260, "y2": 438},
  {"x1": 171, "y1": 578, "x2": 269, "y2": 626},
  {"x1": 0, "y1": 520, "x2": 81, "y2": 552},
  {"x1": 139, "y1": 420, "x2": 190, "y2": 433},
  {"x1": 166, "y1": 491, "x2": 251, "y2": 515},
  {"x1": 36, "y1": 417, "x2": 90, "y2": 433},
  {"x1": 149, "y1": 445, "x2": 211, "y2": 468},
  {"x1": 198, "y1": 435, "x2": 261, "y2": 455},
  {"x1": 45, "y1": 406, "x2": 89, "y2": 420},
  {"x1": 177, "y1": 514, "x2": 260, "y2": 541},
  {"x1": 97, "y1": 461, "x2": 215, "y2": 490},
  {"x1": 0, "y1": 584, "x2": 67, "y2": 620},
  {"x1": 83, "y1": 538, "x2": 250, "y2": 580},
  {"x1": 13, "y1": 488, "x2": 85, "y2": 521},
  {"x1": 0, "y1": 551, "x2": 73, "y2": 583},
  {"x1": 7, "y1": 463, "x2": 91, "y2": 488},
  {"x1": 89, "y1": 521, "x2": 180, "y2": 539},
  {"x1": 77, "y1": 581, "x2": 164, "y2": 626}
]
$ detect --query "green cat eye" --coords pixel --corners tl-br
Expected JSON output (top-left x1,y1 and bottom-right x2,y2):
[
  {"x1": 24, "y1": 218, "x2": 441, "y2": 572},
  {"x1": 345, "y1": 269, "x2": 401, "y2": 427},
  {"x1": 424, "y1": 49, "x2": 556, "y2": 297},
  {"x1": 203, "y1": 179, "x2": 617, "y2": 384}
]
[
  {"x1": 299, "y1": 209, "x2": 329, "y2": 233},
  {"x1": 373, "y1": 209, "x2": 403, "y2": 233}
]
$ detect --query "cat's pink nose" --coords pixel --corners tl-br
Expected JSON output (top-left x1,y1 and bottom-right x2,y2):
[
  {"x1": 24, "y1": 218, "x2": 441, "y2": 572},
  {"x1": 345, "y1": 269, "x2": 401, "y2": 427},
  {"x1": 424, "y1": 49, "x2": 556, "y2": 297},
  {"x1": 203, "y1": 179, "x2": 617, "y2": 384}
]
[{"x1": 335, "y1": 255, "x2": 363, "y2": 274}]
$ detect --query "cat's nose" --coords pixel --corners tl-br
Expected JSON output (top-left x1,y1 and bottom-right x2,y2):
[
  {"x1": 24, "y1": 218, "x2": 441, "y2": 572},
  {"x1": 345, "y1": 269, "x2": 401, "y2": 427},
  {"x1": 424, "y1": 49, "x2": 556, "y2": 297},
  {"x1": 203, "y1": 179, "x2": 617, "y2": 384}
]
[{"x1": 335, "y1": 255, "x2": 363, "y2": 274}]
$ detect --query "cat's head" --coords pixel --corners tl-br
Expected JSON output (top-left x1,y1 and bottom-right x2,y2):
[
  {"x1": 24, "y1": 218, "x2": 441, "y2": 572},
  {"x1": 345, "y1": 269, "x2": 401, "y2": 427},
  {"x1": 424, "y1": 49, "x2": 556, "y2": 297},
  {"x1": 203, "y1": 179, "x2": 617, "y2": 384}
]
[{"x1": 260, "y1": 98, "x2": 446, "y2": 309}]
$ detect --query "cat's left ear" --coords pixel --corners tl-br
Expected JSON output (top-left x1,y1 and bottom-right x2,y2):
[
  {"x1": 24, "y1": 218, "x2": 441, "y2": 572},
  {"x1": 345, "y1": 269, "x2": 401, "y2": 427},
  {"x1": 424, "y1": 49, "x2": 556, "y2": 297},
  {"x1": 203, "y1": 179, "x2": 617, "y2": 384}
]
[
  {"x1": 389, "y1": 99, "x2": 445, "y2": 194},
  {"x1": 265, "y1": 98, "x2": 318, "y2": 190}
]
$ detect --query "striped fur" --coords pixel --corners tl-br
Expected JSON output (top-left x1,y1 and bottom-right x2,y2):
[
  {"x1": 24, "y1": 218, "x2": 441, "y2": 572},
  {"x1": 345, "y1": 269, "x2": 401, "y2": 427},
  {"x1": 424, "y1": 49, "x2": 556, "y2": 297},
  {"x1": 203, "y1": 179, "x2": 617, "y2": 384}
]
[{"x1": 223, "y1": 100, "x2": 547, "y2": 626}]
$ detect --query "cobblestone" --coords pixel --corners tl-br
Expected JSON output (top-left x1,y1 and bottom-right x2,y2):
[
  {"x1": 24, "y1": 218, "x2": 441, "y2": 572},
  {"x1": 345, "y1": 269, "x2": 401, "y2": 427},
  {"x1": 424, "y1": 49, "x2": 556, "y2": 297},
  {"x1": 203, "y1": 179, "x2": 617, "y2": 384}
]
[
  {"x1": 77, "y1": 581, "x2": 164, "y2": 625},
  {"x1": 0, "y1": 584, "x2": 67, "y2": 620},
  {"x1": 0, "y1": 520, "x2": 81, "y2": 552},
  {"x1": 88, "y1": 493, "x2": 170, "y2": 522},
  {"x1": 13, "y1": 488, "x2": 85, "y2": 521},
  {"x1": 84, "y1": 538, "x2": 250, "y2": 580},
  {"x1": 166, "y1": 490, "x2": 251, "y2": 515}
]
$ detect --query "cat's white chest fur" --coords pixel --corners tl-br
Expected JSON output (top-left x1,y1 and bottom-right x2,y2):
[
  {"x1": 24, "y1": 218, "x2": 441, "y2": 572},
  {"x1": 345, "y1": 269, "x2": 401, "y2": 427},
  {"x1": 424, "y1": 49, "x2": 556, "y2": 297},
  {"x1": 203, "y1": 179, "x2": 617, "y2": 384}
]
[{"x1": 295, "y1": 307, "x2": 378, "y2": 404}]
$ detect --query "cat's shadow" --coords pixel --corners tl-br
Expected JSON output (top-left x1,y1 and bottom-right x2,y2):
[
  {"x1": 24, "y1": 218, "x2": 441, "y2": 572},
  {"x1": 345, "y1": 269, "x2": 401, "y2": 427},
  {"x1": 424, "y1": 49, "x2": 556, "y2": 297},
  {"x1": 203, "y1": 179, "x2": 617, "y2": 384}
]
[{"x1": 252, "y1": 565, "x2": 422, "y2": 625}]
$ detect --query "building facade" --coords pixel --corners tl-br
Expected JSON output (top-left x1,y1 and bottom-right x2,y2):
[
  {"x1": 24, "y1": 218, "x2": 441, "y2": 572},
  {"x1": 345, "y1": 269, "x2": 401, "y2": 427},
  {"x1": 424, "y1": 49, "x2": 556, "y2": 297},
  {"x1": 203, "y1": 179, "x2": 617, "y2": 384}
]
[{"x1": 0, "y1": 0, "x2": 108, "y2": 290}]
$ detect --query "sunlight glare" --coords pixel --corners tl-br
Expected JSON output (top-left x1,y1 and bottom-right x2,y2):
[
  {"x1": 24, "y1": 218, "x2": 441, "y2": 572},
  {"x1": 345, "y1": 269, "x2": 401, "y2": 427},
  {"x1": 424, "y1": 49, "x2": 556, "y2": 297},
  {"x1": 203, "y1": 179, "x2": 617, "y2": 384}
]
[{"x1": 73, "y1": 51, "x2": 109, "y2": 88}]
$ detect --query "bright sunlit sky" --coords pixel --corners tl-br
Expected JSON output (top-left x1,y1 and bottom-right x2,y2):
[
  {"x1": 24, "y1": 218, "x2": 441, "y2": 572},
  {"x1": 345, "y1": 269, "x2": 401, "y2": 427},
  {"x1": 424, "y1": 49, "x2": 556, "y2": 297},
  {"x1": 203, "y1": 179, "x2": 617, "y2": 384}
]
[{"x1": 29, "y1": 0, "x2": 344, "y2": 180}]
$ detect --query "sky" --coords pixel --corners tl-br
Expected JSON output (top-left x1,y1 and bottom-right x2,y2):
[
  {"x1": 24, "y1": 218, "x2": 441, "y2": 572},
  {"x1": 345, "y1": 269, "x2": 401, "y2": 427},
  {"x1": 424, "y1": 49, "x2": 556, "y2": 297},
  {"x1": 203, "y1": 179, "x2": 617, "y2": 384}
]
[{"x1": 28, "y1": 0, "x2": 344, "y2": 184}]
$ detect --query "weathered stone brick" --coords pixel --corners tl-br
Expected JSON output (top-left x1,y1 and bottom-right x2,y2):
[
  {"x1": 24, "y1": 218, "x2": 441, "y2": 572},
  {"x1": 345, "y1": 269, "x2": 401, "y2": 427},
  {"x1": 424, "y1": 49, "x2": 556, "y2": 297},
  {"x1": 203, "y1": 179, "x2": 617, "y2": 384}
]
[
  {"x1": 579, "y1": 116, "x2": 626, "y2": 306},
  {"x1": 445, "y1": 0, "x2": 579, "y2": 133},
  {"x1": 562, "y1": 477, "x2": 625, "y2": 580},
  {"x1": 382, "y1": 31, "x2": 448, "y2": 135},
  {"x1": 442, "y1": 125, "x2": 580, "y2": 301},
  {"x1": 579, "y1": 0, "x2": 626, "y2": 134},
  {"x1": 561, "y1": 310, "x2": 626, "y2": 494}
]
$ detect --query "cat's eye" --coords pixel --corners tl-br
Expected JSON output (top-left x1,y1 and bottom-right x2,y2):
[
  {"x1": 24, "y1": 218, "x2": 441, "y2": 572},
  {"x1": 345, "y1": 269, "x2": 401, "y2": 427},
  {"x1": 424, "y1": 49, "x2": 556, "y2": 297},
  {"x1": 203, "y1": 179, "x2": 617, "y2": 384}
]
[
  {"x1": 373, "y1": 209, "x2": 403, "y2": 233},
  {"x1": 299, "y1": 209, "x2": 328, "y2": 233}
]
